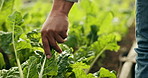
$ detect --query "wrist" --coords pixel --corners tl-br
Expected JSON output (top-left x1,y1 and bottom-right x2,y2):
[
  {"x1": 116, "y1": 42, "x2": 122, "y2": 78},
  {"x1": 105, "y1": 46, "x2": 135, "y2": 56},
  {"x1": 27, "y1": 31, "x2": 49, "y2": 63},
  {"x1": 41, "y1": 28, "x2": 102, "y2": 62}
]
[
  {"x1": 50, "y1": 10, "x2": 68, "y2": 17},
  {"x1": 51, "y1": 0, "x2": 74, "y2": 16}
]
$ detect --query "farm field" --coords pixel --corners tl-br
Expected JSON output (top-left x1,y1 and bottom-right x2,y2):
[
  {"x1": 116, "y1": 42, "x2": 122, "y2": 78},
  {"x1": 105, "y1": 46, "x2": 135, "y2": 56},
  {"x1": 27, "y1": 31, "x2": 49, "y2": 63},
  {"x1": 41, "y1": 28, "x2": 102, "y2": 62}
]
[{"x1": 0, "y1": 0, "x2": 135, "y2": 78}]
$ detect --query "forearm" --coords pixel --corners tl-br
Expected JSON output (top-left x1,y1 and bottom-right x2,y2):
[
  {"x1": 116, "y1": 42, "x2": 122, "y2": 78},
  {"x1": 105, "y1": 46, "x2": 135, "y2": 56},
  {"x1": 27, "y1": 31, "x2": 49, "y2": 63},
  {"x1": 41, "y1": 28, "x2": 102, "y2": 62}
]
[
  {"x1": 42, "y1": 0, "x2": 74, "y2": 58},
  {"x1": 50, "y1": 0, "x2": 74, "y2": 16}
]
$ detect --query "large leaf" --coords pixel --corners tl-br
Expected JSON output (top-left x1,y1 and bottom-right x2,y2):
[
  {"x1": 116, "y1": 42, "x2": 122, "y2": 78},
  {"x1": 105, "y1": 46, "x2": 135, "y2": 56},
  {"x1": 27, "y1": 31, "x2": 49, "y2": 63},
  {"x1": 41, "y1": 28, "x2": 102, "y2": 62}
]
[
  {"x1": 71, "y1": 62, "x2": 95, "y2": 78},
  {"x1": 99, "y1": 67, "x2": 116, "y2": 78},
  {"x1": 0, "y1": 31, "x2": 12, "y2": 54},
  {"x1": 22, "y1": 51, "x2": 58, "y2": 78},
  {"x1": 7, "y1": 11, "x2": 24, "y2": 40},
  {"x1": 64, "y1": 34, "x2": 78, "y2": 48},
  {"x1": 0, "y1": 0, "x2": 14, "y2": 31},
  {"x1": 43, "y1": 53, "x2": 58, "y2": 76},
  {"x1": 27, "y1": 30, "x2": 42, "y2": 47},
  {"x1": 27, "y1": 29, "x2": 41, "y2": 42},
  {"x1": 54, "y1": 51, "x2": 73, "y2": 78},
  {"x1": 87, "y1": 25, "x2": 99, "y2": 45},
  {"x1": 23, "y1": 56, "x2": 39, "y2": 78},
  {"x1": 90, "y1": 33, "x2": 120, "y2": 55},
  {"x1": 0, "y1": 67, "x2": 20, "y2": 78},
  {"x1": 8, "y1": 11, "x2": 23, "y2": 26}
]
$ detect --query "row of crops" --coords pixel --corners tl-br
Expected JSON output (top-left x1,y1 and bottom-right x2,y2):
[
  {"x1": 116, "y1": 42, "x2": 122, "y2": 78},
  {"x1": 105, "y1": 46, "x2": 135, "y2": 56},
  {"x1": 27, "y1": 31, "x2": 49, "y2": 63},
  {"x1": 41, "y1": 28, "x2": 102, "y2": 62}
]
[{"x1": 0, "y1": 0, "x2": 134, "y2": 78}]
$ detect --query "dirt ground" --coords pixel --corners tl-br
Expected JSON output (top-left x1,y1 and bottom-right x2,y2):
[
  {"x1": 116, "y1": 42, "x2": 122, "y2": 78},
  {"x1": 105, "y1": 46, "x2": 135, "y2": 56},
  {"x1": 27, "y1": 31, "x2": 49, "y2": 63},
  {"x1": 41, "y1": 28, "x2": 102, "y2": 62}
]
[{"x1": 90, "y1": 25, "x2": 136, "y2": 75}]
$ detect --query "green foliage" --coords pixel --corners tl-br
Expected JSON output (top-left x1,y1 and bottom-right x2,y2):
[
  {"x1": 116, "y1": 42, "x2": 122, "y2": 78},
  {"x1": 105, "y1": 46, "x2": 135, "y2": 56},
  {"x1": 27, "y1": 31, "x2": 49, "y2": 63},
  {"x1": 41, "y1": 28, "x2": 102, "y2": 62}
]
[
  {"x1": 70, "y1": 62, "x2": 95, "y2": 78},
  {"x1": 0, "y1": 50, "x2": 117, "y2": 78},
  {"x1": 0, "y1": 0, "x2": 134, "y2": 78},
  {"x1": 0, "y1": 67, "x2": 20, "y2": 78},
  {"x1": 0, "y1": 53, "x2": 5, "y2": 69},
  {"x1": 0, "y1": 31, "x2": 12, "y2": 54},
  {"x1": 90, "y1": 33, "x2": 120, "y2": 54},
  {"x1": 0, "y1": 0, "x2": 15, "y2": 31},
  {"x1": 22, "y1": 51, "x2": 58, "y2": 78},
  {"x1": 95, "y1": 67, "x2": 116, "y2": 78},
  {"x1": 87, "y1": 25, "x2": 99, "y2": 45},
  {"x1": 99, "y1": 67, "x2": 116, "y2": 78}
]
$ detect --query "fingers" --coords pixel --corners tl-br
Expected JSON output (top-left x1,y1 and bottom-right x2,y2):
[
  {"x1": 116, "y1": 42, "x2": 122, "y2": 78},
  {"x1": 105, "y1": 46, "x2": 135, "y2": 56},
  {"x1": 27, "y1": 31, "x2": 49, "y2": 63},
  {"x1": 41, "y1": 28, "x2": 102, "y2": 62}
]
[
  {"x1": 42, "y1": 36, "x2": 52, "y2": 59},
  {"x1": 47, "y1": 32, "x2": 62, "y2": 53},
  {"x1": 41, "y1": 30, "x2": 68, "y2": 59},
  {"x1": 54, "y1": 33, "x2": 65, "y2": 43},
  {"x1": 59, "y1": 30, "x2": 68, "y2": 39}
]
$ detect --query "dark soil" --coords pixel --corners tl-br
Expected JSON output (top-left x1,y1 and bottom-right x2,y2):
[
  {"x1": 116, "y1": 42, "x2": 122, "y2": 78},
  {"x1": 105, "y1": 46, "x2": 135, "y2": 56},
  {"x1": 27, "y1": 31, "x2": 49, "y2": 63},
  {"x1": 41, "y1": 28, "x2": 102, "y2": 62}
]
[{"x1": 90, "y1": 25, "x2": 135, "y2": 75}]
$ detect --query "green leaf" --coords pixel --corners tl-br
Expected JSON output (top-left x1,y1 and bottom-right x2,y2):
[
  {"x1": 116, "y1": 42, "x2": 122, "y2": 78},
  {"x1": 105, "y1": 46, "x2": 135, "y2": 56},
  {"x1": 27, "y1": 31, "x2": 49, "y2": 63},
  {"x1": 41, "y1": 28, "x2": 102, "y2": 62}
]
[
  {"x1": 71, "y1": 62, "x2": 90, "y2": 70},
  {"x1": 64, "y1": 34, "x2": 78, "y2": 48},
  {"x1": 72, "y1": 68, "x2": 95, "y2": 78},
  {"x1": 87, "y1": 25, "x2": 99, "y2": 45},
  {"x1": 53, "y1": 46, "x2": 74, "y2": 78},
  {"x1": 43, "y1": 53, "x2": 58, "y2": 76},
  {"x1": 16, "y1": 39, "x2": 31, "y2": 51},
  {"x1": 0, "y1": 0, "x2": 14, "y2": 31},
  {"x1": 90, "y1": 33, "x2": 120, "y2": 55},
  {"x1": 74, "y1": 46, "x2": 95, "y2": 63},
  {"x1": 99, "y1": 12, "x2": 114, "y2": 34},
  {"x1": 7, "y1": 11, "x2": 24, "y2": 40},
  {"x1": 27, "y1": 30, "x2": 41, "y2": 42},
  {"x1": 99, "y1": 67, "x2": 116, "y2": 78},
  {"x1": 8, "y1": 11, "x2": 23, "y2": 25},
  {"x1": 0, "y1": 53, "x2": 5, "y2": 69},
  {"x1": 0, "y1": 31, "x2": 12, "y2": 54},
  {"x1": 0, "y1": 67, "x2": 20, "y2": 78},
  {"x1": 100, "y1": 34, "x2": 120, "y2": 51},
  {"x1": 71, "y1": 62, "x2": 95, "y2": 78},
  {"x1": 54, "y1": 51, "x2": 72, "y2": 78},
  {"x1": 22, "y1": 51, "x2": 58, "y2": 78},
  {"x1": 23, "y1": 56, "x2": 39, "y2": 78},
  {"x1": 14, "y1": 26, "x2": 23, "y2": 38}
]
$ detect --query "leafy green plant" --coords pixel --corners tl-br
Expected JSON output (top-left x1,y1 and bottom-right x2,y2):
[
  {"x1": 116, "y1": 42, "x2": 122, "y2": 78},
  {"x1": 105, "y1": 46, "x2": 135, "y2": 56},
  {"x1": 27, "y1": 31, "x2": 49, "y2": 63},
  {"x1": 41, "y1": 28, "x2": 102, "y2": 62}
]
[{"x1": 0, "y1": 0, "x2": 134, "y2": 78}]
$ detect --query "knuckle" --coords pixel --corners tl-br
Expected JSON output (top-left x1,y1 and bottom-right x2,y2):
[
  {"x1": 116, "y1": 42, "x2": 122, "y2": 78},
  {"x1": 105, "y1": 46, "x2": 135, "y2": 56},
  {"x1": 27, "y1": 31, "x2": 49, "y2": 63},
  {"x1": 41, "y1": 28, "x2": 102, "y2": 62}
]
[
  {"x1": 54, "y1": 30, "x2": 60, "y2": 33},
  {"x1": 48, "y1": 29, "x2": 54, "y2": 32},
  {"x1": 48, "y1": 29, "x2": 56, "y2": 33}
]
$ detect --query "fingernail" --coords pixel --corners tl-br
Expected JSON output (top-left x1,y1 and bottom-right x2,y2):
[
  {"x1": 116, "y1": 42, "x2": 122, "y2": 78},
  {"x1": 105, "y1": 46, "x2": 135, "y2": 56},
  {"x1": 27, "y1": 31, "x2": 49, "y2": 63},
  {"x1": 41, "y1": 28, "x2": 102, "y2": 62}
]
[
  {"x1": 46, "y1": 55, "x2": 51, "y2": 59},
  {"x1": 64, "y1": 40, "x2": 67, "y2": 42}
]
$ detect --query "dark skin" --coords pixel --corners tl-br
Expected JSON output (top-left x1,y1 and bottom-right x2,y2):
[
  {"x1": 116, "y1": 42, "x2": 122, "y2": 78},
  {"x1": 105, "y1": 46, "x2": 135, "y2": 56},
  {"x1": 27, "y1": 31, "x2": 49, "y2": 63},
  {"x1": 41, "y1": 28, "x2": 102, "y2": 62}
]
[{"x1": 41, "y1": 0, "x2": 74, "y2": 58}]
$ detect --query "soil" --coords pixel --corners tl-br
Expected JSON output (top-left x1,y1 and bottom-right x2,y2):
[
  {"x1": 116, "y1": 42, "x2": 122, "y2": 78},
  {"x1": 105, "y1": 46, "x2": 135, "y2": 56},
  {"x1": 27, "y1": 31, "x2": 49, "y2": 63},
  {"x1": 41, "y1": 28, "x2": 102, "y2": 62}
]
[{"x1": 90, "y1": 25, "x2": 136, "y2": 75}]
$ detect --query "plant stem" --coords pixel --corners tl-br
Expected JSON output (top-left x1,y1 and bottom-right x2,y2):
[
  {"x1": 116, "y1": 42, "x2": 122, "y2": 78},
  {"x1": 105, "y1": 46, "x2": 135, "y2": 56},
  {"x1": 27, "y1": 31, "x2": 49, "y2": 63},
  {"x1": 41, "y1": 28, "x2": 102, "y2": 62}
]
[
  {"x1": 39, "y1": 56, "x2": 46, "y2": 78},
  {"x1": 0, "y1": 0, "x2": 4, "y2": 11},
  {"x1": 26, "y1": 61, "x2": 32, "y2": 78},
  {"x1": 12, "y1": 23, "x2": 24, "y2": 78},
  {"x1": 87, "y1": 46, "x2": 107, "y2": 73}
]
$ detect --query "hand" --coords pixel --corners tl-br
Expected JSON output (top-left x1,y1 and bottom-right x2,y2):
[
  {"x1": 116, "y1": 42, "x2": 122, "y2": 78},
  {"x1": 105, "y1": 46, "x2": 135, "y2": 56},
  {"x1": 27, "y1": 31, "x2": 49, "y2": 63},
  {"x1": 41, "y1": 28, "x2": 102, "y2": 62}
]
[{"x1": 41, "y1": 11, "x2": 68, "y2": 58}]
